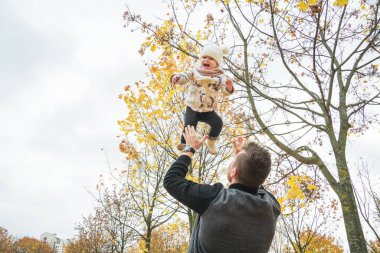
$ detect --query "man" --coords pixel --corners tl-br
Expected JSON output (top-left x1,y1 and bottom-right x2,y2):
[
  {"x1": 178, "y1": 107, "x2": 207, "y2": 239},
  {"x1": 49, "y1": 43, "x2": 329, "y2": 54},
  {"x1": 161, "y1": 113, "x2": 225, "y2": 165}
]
[{"x1": 164, "y1": 126, "x2": 281, "y2": 253}]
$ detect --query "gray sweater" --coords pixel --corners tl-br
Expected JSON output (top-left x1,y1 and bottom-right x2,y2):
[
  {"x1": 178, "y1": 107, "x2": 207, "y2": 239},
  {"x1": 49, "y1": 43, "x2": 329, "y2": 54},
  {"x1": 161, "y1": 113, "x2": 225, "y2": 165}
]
[
  {"x1": 189, "y1": 188, "x2": 281, "y2": 253},
  {"x1": 164, "y1": 155, "x2": 281, "y2": 253}
]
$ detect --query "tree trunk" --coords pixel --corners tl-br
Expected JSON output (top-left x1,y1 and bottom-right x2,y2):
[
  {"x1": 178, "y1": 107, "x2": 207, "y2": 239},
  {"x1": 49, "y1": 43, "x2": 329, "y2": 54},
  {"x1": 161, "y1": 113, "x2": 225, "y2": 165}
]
[
  {"x1": 145, "y1": 229, "x2": 152, "y2": 253},
  {"x1": 336, "y1": 171, "x2": 368, "y2": 253}
]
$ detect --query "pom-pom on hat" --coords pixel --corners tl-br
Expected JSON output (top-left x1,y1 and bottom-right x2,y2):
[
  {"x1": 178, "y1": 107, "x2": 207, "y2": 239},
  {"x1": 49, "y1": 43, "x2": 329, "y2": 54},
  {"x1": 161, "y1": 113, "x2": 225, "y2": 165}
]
[{"x1": 200, "y1": 44, "x2": 230, "y2": 66}]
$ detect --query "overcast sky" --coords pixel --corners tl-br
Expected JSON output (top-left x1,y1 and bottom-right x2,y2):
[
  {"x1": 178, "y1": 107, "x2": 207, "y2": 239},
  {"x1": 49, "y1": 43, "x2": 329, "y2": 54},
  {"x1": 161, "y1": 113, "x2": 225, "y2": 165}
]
[
  {"x1": 0, "y1": 0, "x2": 379, "y2": 244},
  {"x1": 0, "y1": 0, "x2": 165, "y2": 239}
]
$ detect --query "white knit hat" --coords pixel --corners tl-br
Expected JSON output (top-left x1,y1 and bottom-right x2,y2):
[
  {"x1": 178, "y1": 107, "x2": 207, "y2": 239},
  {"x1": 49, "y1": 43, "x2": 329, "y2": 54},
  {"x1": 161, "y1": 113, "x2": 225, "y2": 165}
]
[{"x1": 200, "y1": 44, "x2": 230, "y2": 66}]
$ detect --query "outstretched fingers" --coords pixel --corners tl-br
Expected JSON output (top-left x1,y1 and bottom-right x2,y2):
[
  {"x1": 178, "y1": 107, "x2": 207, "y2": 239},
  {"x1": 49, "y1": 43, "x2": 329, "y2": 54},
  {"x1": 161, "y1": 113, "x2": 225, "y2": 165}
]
[{"x1": 183, "y1": 126, "x2": 208, "y2": 150}]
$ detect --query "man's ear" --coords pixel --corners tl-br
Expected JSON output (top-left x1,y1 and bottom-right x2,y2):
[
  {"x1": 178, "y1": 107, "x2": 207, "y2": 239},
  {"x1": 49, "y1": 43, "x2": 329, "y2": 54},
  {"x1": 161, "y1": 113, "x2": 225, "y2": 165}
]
[{"x1": 230, "y1": 167, "x2": 239, "y2": 181}]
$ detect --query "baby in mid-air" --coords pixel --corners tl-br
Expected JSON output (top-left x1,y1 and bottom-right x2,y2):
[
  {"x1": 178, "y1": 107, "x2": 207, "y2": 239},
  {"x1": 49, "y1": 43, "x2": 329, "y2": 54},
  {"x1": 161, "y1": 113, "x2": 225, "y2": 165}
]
[{"x1": 171, "y1": 44, "x2": 234, "y2": 155}]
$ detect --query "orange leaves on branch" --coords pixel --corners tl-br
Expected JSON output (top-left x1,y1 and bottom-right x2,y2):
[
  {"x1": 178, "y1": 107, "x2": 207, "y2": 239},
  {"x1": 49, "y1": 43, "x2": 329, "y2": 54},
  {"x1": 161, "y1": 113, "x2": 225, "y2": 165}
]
[
  {"x1": 293, "y1": 230, "x2": 344, "y2": 252},
  {"x1": 0, "y1": 227, "x2": 16, "y2": 252},
  {"x1": 150, "y1": 65, "x2": 159, "y2": 73},
  {"x1": 119, "y1": 140, "x2": 139, "y2": 160},
  {"x1": 137, "y1": 19, "x2": 176, "y2": 56},
  {"x1": 153, "y1": 20, "x2": 175, "y2": 44},
  {"x1": 129, "y1": 220, "x2": 189, "y2": 253},
  {"x1": 118, "y1": 49, "x2": 185, "y2": 154},
  {"x1": 15, "y1": 237, "x2": 54, "y2": 253},
  {"x1": 121, "y1": 9, "x2": 216, "y2": 157}
]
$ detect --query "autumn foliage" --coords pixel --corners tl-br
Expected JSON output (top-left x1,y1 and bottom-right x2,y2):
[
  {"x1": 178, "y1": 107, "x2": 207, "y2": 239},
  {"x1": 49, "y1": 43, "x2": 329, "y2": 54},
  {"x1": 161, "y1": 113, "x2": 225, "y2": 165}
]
[
  {"x1": 0, "y1": 228, "x2": 55, "y2": 253},
  {"x1": 129, "y1": 221, "x2": 189, "y2": 253},
  {"x1": 286, "y1": 229, "x2": 344, "y2": 253},
  {"x1": 14, "y1": 236, "x2": 54, "y2": 253},
  {"x1": 0, "y1": 227, "x2": 16, "y2": 253}
]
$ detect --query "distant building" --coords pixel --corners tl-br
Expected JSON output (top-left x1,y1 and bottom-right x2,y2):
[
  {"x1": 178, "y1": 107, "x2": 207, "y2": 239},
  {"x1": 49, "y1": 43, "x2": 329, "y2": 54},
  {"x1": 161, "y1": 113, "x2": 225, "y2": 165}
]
[{"x1": 40, "y1": 232, "x2": 68, "y2": 253}]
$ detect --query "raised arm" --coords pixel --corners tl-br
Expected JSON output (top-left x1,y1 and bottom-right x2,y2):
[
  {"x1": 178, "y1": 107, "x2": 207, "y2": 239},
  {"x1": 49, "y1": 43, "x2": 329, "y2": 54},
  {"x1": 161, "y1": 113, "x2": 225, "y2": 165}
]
[
  {"x1": 163, "y1": 155, "x2": 223, "y2": 214},
  {"x1": 221, "y1": 75, "x2": 234, "y2": 95},
  {"x1": 163, "y1": 126, "x2": 223, "y2": 215},
  {"x1": 171, "y1": 69, "x2": 194, "y2": 86}
]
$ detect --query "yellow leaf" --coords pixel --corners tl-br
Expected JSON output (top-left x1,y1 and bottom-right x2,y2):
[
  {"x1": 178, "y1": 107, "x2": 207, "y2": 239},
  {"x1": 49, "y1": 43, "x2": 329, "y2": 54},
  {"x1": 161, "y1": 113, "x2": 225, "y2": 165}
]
[
  {"x1": 150, "y1": 44, "x2": 157, "y2": 52},
  {"x1": 298, "y1": 1, "x2": 308, "y2": 11},
  {"x1": 307, "y1": 184, "x2": 318, "y2": 191},
  {"x1": 186, "y1": 174, "x2": 200, "y2": 183},
  {"x1": 333, "y1": 0, "x2": 348, "y2": 7},
  {"x1": 309, "y1": 0, "x2": 317, "y2": 5}
]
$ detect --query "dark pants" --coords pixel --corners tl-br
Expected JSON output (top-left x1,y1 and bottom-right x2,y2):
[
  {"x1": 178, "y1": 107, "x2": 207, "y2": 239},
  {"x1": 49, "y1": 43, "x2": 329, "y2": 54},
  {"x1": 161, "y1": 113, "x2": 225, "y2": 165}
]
[{"x1": 181, "y1": 106, "x2": 223, "y2": 144}]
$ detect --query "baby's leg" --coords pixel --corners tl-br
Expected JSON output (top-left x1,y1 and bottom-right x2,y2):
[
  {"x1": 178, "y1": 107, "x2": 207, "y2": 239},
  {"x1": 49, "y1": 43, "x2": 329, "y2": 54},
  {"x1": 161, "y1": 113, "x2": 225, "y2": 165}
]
[
  {"x1": 199, "y1": 111, "x2": 223, "y2": 139},
  {"x1": 181, "y1": 106, "x2": 199, "y2": 144},
  {"x1": 199, "y1": 111, "x2": 223, "y2": 155}
]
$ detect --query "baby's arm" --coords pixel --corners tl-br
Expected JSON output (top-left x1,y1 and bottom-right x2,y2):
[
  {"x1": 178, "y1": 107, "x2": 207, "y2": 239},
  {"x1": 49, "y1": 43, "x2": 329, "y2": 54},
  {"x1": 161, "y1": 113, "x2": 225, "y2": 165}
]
[
  {"x1": 221, "y1": 75, "x2": 234, "y2": 95},
  {"x1": 171, "y1": 70, "x2": 194, "y2": 86}
]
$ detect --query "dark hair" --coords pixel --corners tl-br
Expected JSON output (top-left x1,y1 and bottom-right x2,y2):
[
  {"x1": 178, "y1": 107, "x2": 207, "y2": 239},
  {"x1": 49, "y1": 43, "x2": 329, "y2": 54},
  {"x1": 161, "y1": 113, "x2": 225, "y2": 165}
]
[{"x1": 234, "y1": 142, "x2": 271, "y2": 188}]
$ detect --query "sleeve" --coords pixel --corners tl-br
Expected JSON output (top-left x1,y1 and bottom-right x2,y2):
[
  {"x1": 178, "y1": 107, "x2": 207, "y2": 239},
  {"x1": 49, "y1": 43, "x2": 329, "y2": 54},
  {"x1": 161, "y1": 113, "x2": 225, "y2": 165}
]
[
  {"x1": 171, "y1": 69, "x2": 194, "y2": 86},
  {"x1": 220, "y1": 74, "x2": 234, "y2": 95},
  {"x1": 163, "y1": 155, "x2": 224, "y2": 215}
]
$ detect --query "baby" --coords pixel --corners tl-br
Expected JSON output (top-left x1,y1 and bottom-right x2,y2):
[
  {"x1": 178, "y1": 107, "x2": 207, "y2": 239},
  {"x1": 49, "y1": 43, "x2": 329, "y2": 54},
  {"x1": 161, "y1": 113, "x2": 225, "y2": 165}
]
[{"x1": 172, "y1": 44, "x2": 234, "y2": 154}]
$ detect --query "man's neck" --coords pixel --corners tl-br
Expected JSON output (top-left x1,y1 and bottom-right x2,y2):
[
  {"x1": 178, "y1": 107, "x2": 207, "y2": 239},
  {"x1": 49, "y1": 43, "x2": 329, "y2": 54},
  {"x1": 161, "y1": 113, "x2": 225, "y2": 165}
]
[
  {"x1": 229, "y1": 183, "x2": 259, "y2": 195},
  {"x1": 230, "y1": 178, "x2": 240, "y2": 184}
]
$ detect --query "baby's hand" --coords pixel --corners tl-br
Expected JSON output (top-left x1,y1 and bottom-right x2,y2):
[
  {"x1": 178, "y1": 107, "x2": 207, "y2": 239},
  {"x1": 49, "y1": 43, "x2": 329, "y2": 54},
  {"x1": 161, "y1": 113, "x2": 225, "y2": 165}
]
[
  {"x1": 232, "y1": 136, "x2": 246, "y2": 155},
  {"x1": 226, "y1": 79, "x2": 234, "y2": 92},
  {"x1": 172, "y1": 75, "x2": 180, "y2": 85}
]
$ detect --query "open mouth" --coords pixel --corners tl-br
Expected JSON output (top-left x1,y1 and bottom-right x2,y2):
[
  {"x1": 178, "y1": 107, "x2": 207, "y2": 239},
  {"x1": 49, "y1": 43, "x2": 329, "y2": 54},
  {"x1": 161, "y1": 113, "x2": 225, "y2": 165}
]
[{"x1": 203, "y1": 63, "x2": 210, "y2": 68}]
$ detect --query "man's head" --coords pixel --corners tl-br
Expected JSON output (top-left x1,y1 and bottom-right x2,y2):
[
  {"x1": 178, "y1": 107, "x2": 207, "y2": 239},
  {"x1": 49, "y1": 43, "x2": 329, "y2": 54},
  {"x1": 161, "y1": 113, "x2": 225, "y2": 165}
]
[{"x1": 227, "y1": 142, "x2": 271, "y2": 188}]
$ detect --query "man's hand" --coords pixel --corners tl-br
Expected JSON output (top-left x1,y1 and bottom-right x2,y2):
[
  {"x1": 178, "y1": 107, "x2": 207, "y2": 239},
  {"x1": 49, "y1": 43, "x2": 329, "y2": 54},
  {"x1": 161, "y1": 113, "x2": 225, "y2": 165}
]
[
  {"x1": 183, "y1": 126, "x2": 208, "y2": 150},
  {"x1": 226, "y1": 79, "x2": 234, "y2": 93},
  {"x1": 232, "y1": 136, "x2": 246, "y2": 155},
  {"x1": 172, "y1": 75, "x2": 180, "y2": 85}
]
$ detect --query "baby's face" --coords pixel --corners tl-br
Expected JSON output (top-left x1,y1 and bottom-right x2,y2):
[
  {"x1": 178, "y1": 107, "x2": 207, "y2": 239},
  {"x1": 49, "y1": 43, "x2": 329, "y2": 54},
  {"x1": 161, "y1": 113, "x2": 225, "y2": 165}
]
[{"x1": 200, "y1": 56, "x2": 218, "y2": 70}]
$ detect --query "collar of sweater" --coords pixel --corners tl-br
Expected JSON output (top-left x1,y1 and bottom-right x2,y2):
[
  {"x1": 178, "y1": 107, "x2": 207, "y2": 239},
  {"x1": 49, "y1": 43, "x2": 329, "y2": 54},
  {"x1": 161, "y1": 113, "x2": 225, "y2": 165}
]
[
  {"x1": 195, "y1": 66, "x2": 224, "y2": 77},
  {"x1": 229, "y1": 183, "x2": 259, "y2": 195}
]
